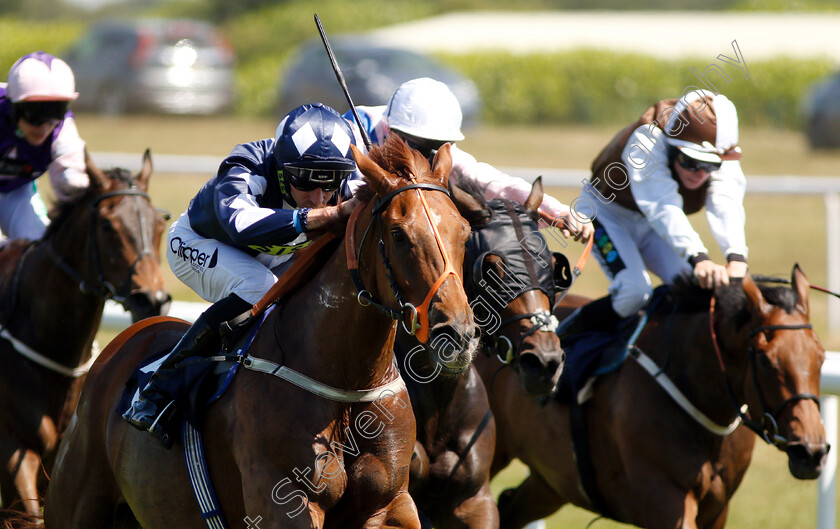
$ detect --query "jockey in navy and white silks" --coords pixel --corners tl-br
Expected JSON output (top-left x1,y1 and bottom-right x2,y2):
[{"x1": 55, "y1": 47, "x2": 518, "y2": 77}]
[
  {"x1": 0, "y1": 52, "x2": 88, "y2": 242},
  {"x1": 168, "y1": 103, "x2": 358, "y2": 306},
  {"x1": 580, "y1": 90, "x2": 747, "y2": 325},
  {"x1": 345, "y1": 77, "x2": 592, "y2": 243},
  {"x1": 125, "y1": 103, "x2": 359, "y2": 444}
]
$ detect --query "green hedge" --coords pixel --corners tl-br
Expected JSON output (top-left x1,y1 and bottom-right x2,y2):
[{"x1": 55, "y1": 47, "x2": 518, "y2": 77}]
[
  {"x1": 0, "y1": 18, "x2": 83, "y2": 75},
  {"x1": 442, "y1": 50, "x2": 836, "y2": 128},
  {"x1": 1, "y1": 13, "x2": 834, "y2": 130}
]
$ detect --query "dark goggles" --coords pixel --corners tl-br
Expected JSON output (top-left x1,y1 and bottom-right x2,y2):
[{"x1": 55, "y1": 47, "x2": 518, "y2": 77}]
[
  {"x1": 14, "y1": 101, "x2": 69, "y2": 126},
  {"x1": 283, "y1": 166, "x2": 353, "y2": 192},
  {"x1": 676, "y1": 152, "x2": 722, "y2": 173},
  {"x1": 396, "y1": 132, "x2": 447, "y2": 163}
]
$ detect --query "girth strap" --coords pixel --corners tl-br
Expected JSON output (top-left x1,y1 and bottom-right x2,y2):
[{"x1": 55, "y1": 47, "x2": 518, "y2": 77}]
[
  {"x1": 239, "y1": 355, "x2": 407, "y2": 403},
  {"x1": 183, "y1": 421, "x2": 230, "y2": 529}
]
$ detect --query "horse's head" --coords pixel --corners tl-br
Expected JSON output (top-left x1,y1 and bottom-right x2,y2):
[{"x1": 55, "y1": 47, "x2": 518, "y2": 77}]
[
  {"x1": 350, "y1": 135, "x2": 478, "y2": 374},
  {"x1": 67, "y1": 150, "x2": 171, "y2": 321},
  {"x1": 452, "y1": 175, "x2": 564, "y2": 395},
  {"x1": 735, "y1": 265, "x2": 828, "y2": 479}
]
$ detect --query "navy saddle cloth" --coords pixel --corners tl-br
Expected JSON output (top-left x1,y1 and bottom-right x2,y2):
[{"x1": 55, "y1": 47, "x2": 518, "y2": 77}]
[
  {"x1": 556, "y1": 286, "x2": 669, "y2": 403},
  {"x1": 118, "y1": 310, "x2": 268, "y2": 430}
]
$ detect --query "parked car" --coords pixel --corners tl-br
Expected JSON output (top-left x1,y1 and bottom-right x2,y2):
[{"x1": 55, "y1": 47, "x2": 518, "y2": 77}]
[
  {"x1": 802, "y1": 71, "x2": 840, "y2": 149},
  {"x1": 277, "y1": 37, "x2": 480, "y2": 125},
  {"x1": 63, "y1": 19, "x2": 235, "y2": 116}
]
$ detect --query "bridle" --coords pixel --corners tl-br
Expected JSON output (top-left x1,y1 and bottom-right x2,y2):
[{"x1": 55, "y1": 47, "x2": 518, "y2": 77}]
[
  {"x1": 487, "y1": 306, "x2": 557, "y2": 365},
  {"x1": 346, "y1": 177, "x2": 461, "y2": 344},
  {"x1": 46, "y1": 182, "x2": 156, "y2": 310},
  {"x1": 471, "y1": 200, "x2": 559, "y2": 366},
  {"x1": 709, "y1": 295, "x2": 818, "y2": 450}
]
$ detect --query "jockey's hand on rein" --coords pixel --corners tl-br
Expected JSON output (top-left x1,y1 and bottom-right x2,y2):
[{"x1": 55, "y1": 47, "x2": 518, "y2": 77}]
[
  {"x1": 542, "y1": 210, "x2": 593, "y2": 243},
  {"x1": 304, "y1": 196, "x2": 361, "y2": 235},
  {"x1": 693, "y1": 260, "x2": 729, "y2": 290},
  {"x1": 726, "y1": 260, "x2": 748, "y2": 278}
]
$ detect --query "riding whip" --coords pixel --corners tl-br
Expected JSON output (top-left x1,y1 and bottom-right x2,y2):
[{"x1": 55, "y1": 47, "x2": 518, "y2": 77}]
[{"x1": 314, "y1": 14, "x2": 373, "y2": 151}]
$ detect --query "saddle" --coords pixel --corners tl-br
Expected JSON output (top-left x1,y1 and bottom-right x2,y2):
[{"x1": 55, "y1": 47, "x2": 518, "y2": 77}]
[
  {"x1": 554, "y1": 285, "x2": 669, "y2": 404},
  {"x1": 118, "y1": 233, "x2": 343, "y2": 441}
]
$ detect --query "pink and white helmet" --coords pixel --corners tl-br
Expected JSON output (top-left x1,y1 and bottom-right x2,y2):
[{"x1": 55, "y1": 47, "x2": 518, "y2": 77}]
[{"x1": 6, "y1": 52, "x2": 79, "y2": 103}]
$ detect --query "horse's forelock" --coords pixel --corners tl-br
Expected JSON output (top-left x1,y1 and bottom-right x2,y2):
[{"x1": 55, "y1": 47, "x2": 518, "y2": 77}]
[{"x1": 369, "y1": 135, "x2": 437, "y2": 188}]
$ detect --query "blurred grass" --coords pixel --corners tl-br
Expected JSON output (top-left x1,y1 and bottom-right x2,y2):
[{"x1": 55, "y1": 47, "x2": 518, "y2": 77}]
[{"x1": 73, "y1": 115, "x2": 840, "y2": 527}]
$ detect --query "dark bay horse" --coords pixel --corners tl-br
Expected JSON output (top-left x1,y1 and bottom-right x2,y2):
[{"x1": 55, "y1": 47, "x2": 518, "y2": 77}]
[
  {"x1": 0, "y1": 150, "x2": 170, "y2": 518},
  {"x1": 478, "y1": 266, "x2": 828, "y2": 529},
  {"x1": 399, "y1": 175, "x2": 566, "y2": 529},
  {"x1": 45, "y1": 136, "x2": 479, "y2": 528}
]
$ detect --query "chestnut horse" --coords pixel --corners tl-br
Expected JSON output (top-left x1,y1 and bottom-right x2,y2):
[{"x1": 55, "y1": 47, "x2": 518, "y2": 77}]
[
  {"x1": 45, "y1": 136, "x2": 478, "y2": 528},
  {"x1": 399, "y1": 175, "x2": 565, "y2": 529},
  {"x1": 0, "y1": 150, "x2": 170, "y2": 519},
  {"x1": 478, "y1": 266, "x2": 828, "y2": 529}
]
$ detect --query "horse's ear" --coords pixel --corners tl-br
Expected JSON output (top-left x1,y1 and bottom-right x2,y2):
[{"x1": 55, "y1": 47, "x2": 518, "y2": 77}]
[
  {"x1": 449, "y1": 179, "x2": 487, "y2": 227},
  {"x1": 431, "y1": 142, "x2": 453, "y2": 188},
  {"x1": 135, "y1": 148, "x2": 153, "y2": 192},
  {"x1": 524, "y1": 176, "x2": 544, "y2": 222},
  {"x1": 84, "y1": 149, "x2": 109, "y2": 191},
  {"x1": 350, "y1": 144, "x2": 397, "y2": 196},
  {"x1": 742, "y1": 273, "x2": 773, "y2": 318},
  {"x1": 791, "y1": 263, "x2": 810, "y2": 316}
]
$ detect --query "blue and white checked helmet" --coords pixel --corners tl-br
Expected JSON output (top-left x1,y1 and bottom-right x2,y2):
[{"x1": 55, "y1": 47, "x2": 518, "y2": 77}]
[{"x1": 273, "y1": 103, "x2": 356, "y2": 192}]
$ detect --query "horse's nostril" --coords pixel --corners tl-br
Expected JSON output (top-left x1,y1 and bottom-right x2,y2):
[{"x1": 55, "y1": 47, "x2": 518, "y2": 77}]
[
  {"x1": 518, "y1": 353, "x2": 543, "y2": 375},
  {"x1": 788, "y1": 443, "x2": 829, "y2": 466}
]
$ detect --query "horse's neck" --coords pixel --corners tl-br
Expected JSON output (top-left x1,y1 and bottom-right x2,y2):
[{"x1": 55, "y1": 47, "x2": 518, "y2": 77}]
[
  {"x1": 277, "y1": 238, "x2": 399, "y2": 389},
  {"x1": 13, "y1": 216, "x2": 103, "y2": 364},
  {"x1": 648, "y1": 308, "x2": 749, "y2": 426}
]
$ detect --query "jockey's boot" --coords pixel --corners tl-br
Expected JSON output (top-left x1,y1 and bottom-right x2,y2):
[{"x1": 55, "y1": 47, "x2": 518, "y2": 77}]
[
  {"x1": 557, "y1": 295, "x2": 622, "y2": 340},
  {"x1": 122, "y1": 293, "x2": 251, "y2": 446},
  {"x1": 121, "y1": 314, "x2": 217, "y2": 445}
]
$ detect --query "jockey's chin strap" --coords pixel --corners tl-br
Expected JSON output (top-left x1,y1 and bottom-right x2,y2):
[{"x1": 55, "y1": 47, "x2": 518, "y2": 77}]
[
  {"x1": 346, "y1": 177, "x2": 460, "y2": 344},
  {"x1": 709, "y1": 296, "x2": 817, "y2": 450}
]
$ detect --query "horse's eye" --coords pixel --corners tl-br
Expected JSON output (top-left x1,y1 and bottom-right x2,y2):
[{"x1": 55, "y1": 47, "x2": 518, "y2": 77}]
[
  {"x1": 391, "y1": 228, "x2": 407, "y2": 243},
  {"x1": 756, "y1": 351, "x2": 774, "y2": 370}
]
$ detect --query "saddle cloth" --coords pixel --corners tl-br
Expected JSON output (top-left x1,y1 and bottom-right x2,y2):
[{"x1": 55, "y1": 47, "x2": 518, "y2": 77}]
[
  {"x1": 555, "y1": 285, "x2": 669, "y2": 403},
  {"x1": 118, "y1": 309, "x2": 269, "y2": 434}
]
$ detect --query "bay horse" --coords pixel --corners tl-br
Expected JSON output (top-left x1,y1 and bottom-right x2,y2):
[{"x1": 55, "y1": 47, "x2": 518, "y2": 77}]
[
  {"x1": 477, "y1": 266, "x2": 828, "y2": 529},
  {"x1": 45, "y1": 135, "x2": 479, "y2": 528},
  {"x1": 399, "y1": 175, "x2": 566, "y2": 529},
  {"x1": 0, "y1": 150, "x2": 170, "y2": 519}
]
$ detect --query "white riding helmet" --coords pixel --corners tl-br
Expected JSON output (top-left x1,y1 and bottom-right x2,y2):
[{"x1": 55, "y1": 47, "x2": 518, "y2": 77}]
[
  {"x1": 665, "y1": 90, "x2": 741, "y2": 162},
  {"x1": 385, "y1": 77, "x2": 465, "y2": 142},
  {"x1": 7, "y1": 52, "x2": 79, "y2": 103}
]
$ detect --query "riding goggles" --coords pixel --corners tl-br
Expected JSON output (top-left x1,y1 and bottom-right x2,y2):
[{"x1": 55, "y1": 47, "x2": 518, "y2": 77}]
[
  {"x1": 283, "y1": 166, "x2": 353, "y2": 192},
  {"x1": 676, "y1": 152, "x2": 722, "y2": 173},
  {"x1": 396, "y1": 132, "x2": 447, "y2": 163},
  {"x1": 14, "y1": 101, "x2": 69, "y2": 126}
]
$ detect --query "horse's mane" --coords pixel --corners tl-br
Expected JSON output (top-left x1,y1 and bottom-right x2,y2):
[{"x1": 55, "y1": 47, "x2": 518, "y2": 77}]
[
  {"x1": 666, "y1": 273, "x2": 798, "y2": 329},
  {"x1": 44, "y1": 167, "x2": 133, "y2": 239},
  {"x1": 449, "y1": 172, "x2": 492, "y2": 227}
]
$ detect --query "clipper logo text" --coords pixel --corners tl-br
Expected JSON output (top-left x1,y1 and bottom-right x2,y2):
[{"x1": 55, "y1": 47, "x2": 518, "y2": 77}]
[{"x1": 170, "y1": 237, "x2": 218, "y2": 273}]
